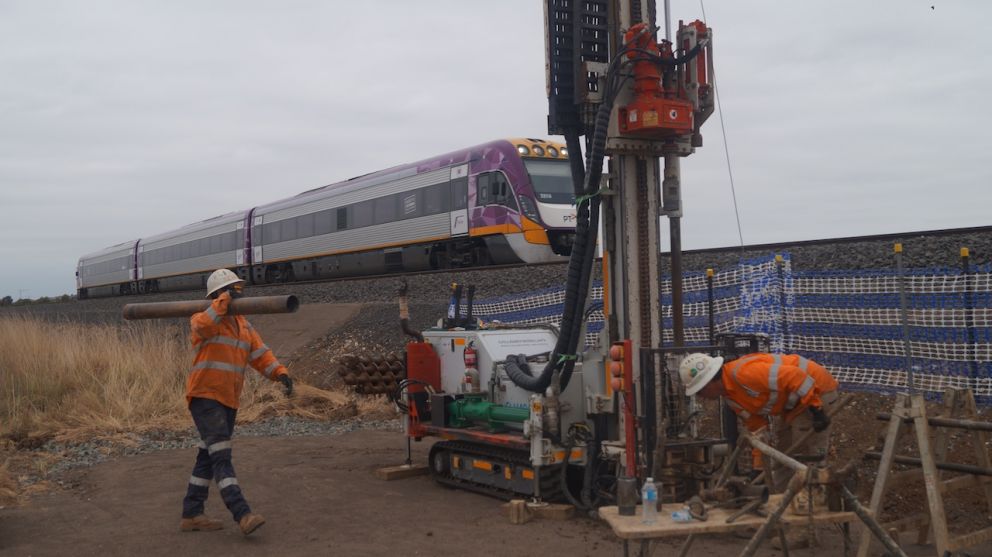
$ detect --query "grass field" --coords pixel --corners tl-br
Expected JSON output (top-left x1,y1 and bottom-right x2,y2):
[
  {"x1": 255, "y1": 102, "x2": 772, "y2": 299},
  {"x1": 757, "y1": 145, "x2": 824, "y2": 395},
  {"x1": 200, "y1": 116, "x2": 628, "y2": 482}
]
[{"x1": 0, "y1": 315, "x2": 369, "y2": 442}]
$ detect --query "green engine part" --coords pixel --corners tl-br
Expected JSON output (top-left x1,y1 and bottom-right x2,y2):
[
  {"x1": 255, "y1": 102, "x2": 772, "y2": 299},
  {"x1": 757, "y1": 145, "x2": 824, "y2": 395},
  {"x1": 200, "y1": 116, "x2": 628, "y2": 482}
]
[{"x1": 446, "y1": 395, "x2": 530, "y2": 431}]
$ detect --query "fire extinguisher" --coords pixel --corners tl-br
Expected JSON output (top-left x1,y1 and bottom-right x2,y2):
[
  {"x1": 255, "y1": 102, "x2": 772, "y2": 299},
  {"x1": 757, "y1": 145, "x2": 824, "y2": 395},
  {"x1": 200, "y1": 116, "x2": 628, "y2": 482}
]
[{"x1": 462, "y1": 342, "x2": 480, "y2": 393}]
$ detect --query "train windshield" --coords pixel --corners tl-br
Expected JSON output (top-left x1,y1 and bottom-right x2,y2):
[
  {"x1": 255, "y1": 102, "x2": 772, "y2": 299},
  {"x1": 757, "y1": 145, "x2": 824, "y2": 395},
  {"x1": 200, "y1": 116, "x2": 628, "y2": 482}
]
[{"x1": 524, "y1": 160, "x2": 575, "y2": 204}]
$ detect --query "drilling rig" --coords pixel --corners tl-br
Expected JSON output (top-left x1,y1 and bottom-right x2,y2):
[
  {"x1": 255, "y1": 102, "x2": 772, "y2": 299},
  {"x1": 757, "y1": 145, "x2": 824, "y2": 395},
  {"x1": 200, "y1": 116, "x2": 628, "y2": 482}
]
[{"x1": 362, "y1": 0, "x2": 767, "y2": 509}]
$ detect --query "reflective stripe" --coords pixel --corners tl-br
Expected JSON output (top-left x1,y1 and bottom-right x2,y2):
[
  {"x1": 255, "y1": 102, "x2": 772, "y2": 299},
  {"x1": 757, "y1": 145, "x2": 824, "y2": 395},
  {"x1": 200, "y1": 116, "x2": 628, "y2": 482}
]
[
  {"x1": 188, "y1": 475, "x2": 210, "y2": 487},
  {"x1": 730, "y1": 356, "x2": 760, "y2": 398},
  {"x1": 797, "y1": 356, "x2": 810, "y2": 372},
  {"x1": 758, "y1": 356, "x2": 782, "y2": 415},
  {"x1": 250, "y1": 345, "x2": 269, "y2": 360},
  {"x1": 264, "y1": 361, "x2": 280, "y2": 379},
  {"x1": 796, "y1": 375, "x2": 816, "y2": 397},
  {"x1": 199, "y1": 336, "x2": 251, "y2": 352},
  {"x1": 196, "y1": 440, "x2": 207, "y2": 449},
  {"x1": 217, "y1": 477, "x2": 239, "y2": 490},
  {"x1": 193, "y1": 360, "x2": 246, "y2": 374},
  {"x1": 207, "y1": 441, "x2": 232, "y2": 454},
  {"x1": 785, "y1": 392, "x2": 801, "y2": 410},
  {"x1": 205, "y1": 305, "x2": 221, "y2": 324}
]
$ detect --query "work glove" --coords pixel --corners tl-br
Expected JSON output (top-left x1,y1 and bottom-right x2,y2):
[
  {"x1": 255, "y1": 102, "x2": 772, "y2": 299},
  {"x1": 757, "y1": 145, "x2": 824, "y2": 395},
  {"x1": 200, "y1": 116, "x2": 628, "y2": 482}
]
[
  {"x1": 279, "y1": 374, "x2": 294, "y2": 397},
  {"x1": 809, "y1": 406, "x2": 830, "y2": 433}
]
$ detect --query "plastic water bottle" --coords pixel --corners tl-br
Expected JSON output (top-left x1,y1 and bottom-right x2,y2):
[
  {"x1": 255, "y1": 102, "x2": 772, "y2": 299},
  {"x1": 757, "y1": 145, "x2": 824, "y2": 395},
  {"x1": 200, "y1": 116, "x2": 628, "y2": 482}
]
[
  {"x1": 641, "y1": 477, "x2": 658, "y2": 524},
  {"x1": 671, "y1": 508, "x2": 693, "y2": 523}
]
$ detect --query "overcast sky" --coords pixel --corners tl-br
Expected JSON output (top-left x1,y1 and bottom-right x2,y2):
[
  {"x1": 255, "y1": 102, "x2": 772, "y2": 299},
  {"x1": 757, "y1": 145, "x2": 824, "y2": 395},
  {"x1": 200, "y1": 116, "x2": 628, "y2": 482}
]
[{"x1": 1, "y1": 1, "x2": 989, "y2": 298}]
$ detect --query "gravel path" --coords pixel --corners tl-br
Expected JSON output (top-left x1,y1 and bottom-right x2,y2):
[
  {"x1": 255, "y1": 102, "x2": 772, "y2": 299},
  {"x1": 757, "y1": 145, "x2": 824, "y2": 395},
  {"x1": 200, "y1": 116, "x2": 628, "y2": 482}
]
[{"x1": 30, "y1": 416, "x2": 403, "y2": 484}]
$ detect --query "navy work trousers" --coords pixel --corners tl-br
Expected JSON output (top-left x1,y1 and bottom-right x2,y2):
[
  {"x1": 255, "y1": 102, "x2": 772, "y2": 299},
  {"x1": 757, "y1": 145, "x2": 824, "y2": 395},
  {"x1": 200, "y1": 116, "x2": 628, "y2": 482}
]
[{"x1": 181, "y1": 397, "x2": 252, "y2": 521}]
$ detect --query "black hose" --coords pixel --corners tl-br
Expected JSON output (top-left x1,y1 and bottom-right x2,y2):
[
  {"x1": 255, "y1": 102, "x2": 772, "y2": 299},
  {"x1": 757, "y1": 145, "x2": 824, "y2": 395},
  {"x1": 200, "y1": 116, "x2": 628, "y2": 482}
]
[{"x1": 503, "y1": 94, "x2": 612, "y2": 394}]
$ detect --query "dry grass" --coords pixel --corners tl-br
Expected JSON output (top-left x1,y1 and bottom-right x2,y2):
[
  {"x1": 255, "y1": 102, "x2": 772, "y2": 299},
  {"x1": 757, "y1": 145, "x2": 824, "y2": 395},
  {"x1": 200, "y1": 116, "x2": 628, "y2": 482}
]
[
  {"x1": 0, "y1": 458, "x2": 17, "y2": 506},
  {"x1": 0, "y1": 315, "x2": 362, "y2": 442}
]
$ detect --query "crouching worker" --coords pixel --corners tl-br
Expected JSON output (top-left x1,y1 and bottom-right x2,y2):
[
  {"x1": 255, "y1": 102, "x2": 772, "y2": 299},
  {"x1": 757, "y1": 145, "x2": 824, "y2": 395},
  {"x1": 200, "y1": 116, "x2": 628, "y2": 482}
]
[
  {"x1": 679, "y1": 352, "x2": 839, "y2": 485},
  {"x1": 180, "y1": 269, "x2": 294, "y2": 536}
]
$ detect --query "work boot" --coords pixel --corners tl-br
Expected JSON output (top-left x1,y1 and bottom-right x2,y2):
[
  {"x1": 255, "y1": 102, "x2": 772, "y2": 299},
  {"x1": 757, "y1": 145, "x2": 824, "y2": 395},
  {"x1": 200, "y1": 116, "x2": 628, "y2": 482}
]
[
  {"x1": 238, "y1": 513, "x2": 266, "y2": 536},
  {"x1": 180, "y1": 515, "x2": 224, "y2": 532}
]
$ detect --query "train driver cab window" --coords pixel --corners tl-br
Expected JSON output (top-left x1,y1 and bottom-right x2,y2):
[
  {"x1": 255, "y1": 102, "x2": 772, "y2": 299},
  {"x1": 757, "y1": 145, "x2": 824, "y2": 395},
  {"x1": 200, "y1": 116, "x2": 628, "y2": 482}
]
[
  {"x1": 477, "y1": 173, "x2": 491, "y2": 205},
  {"x1": 492, "y1": 172, "x2": 518, "y2": 211}
]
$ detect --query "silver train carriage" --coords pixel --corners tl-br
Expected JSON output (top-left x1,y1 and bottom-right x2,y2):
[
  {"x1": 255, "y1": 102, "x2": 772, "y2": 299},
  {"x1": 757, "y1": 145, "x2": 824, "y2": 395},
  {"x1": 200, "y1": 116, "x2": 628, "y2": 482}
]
[{"x1": 76, "y1": 138, "x2": 577, "y2": 298}]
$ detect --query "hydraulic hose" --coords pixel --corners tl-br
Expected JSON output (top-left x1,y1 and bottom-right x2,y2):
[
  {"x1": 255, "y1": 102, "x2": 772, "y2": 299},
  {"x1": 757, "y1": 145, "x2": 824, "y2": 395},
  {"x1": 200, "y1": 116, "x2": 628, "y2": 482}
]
[{"x1": 504, "y1": 97, "x2": 611, "y2": 394}]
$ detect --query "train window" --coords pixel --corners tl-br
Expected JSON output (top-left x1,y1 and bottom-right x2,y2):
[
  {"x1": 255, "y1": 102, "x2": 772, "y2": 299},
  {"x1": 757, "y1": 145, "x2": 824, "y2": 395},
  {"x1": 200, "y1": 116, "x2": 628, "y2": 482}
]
[
  {"x1": 337, "y1": 207, "x2": 348, "y2": 230},
  {"x1": 424, "y1": 184, "x2": 444, "y2": 214},
  {"x1": 477, "y1": 174, "x2": 491, "y2": 205},
  {"x1": 281, "y1": 218, "x2": 298, "y2": 241},
  {"x1": 264, "y1": 221, "x2": 281, "y2": 244},
  {"x1": 315, "y1": 209, "x2": 334, "y2": 235},
  {"x1": 221, "y1": 232, "x2": 234, "y2": 252},
  {"x1": 374, "y1": 195, "x2": 396, "y2": 224},
  {"x1": 401, "y1": 191, "x2": 421, "y2": 218},
  {"x1": 523, "y1": 159, "x2": 575, "y2": 204},
  {"x1": 180, "y1": 242, "x2": 190, "y2": 260},
  {"x1": 298, "y1": 213, "x2": 315, "y2": 238},
  {"x1": 493, "y1": 173, "x2": 518, "y2": 211},
  {"x1": 210, "y1": 235, "x2": 222, "y2": 254},
  {"x1": 353, "y1": 200, "x2": 373, "y2": 228},
  {"x1": 451, "y1": 177, "x2": 468, "y2": 210}
]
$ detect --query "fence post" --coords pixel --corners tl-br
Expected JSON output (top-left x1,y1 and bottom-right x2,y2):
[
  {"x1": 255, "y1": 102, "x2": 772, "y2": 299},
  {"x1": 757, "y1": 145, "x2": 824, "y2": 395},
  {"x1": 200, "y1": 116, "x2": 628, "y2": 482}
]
[
  {"x1": 775, "y1": 254, "x2": 789, "y2": 351},
  {"x1": 895, "y1": 243, "x2": 917, "y2": 394},
  {"x1": 961, "y1": 247, "x2": 978, "y2": 387},
  {"x1": 707, "y1": 268, "x2": 715, "y2": 344}
]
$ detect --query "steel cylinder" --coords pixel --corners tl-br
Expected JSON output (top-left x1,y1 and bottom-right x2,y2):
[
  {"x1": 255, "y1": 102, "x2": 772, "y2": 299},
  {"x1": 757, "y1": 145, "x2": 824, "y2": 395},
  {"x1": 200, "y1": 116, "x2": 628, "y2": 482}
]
[{"x1": 122, "y1": 295, "x2": 299, "y2": 320}]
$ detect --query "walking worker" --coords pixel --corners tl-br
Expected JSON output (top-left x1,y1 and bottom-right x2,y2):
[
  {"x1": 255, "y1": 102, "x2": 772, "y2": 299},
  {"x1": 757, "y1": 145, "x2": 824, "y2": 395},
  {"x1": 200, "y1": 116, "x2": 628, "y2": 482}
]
[
  {"x1": 679, "y1": 352, "x2": 839, "y2": 479},
  {"x1": 179, "y1": 268, "x2": 294, "y2": 536}
]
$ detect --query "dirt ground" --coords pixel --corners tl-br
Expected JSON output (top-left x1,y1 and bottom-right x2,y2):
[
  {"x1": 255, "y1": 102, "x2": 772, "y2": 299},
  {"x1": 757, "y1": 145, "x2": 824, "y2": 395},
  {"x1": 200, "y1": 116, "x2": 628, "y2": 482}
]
[
  {"x1": 3, "y1": 301, "x2": 991, "y2": 556},
  {"x1": 0, "y1": 429, "x2": 988, "y2": 557}
]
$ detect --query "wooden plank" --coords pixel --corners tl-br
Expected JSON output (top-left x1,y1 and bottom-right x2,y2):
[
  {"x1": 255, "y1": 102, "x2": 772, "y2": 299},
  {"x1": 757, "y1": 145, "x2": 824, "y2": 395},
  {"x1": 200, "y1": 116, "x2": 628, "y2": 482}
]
[
  {"x1": 598, "y1": 495, "x2": 857, "y2": 540},
  {"x1": 857, "y1": 396, "x2": 908, "y2": 557},
  {"x1": 949, "y1": 526, "x2": 992, "y2": 552},
  {"x1": 912, "y1": 394, "x2": 950, "y2": 555},
  {"x1": 374, "y1": 464, "x2": 429, "y2": 481},
  {"x1": 500, "y1": 501, "x2": 574, "y2": 521}
]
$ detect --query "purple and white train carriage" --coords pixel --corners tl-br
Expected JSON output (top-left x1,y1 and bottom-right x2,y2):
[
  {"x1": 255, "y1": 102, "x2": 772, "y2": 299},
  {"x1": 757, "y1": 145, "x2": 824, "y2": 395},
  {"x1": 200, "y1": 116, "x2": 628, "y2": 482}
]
[{"x1": 76, "y1": 138, "x2": 577, "y2": 298}]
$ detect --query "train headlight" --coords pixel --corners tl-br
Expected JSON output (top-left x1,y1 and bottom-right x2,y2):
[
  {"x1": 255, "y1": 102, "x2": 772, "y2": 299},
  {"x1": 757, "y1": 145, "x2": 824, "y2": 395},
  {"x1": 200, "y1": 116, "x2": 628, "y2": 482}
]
[
  {"x1": 517, "y1": 145, "x2": 530, "y2": 156},
  {"x1": 532, "y1": 146, "x2": 545, "y2": 156},
  {"x1": 560, "y1": 147, "x2": 568, "y2": 157},
  {"x1": 547, "y1": 147, "x2": 559, "y2": 158},
  {"x1": 518, "y1": 196, "x2": 540, "y2": 222}
]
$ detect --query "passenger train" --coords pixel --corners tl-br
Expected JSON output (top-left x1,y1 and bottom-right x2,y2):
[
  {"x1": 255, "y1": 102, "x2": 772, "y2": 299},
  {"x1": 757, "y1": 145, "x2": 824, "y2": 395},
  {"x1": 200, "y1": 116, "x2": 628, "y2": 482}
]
[{"x1": 76, "y1": 138, "x2": 577, "y2": 298}]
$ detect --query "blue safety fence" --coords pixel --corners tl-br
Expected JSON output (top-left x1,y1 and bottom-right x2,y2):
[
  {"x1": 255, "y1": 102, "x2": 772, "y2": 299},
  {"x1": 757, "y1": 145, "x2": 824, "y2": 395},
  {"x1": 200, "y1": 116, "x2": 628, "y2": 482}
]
[{"x1": 471, "y1": 254, "x2": 992, "y2": 405}]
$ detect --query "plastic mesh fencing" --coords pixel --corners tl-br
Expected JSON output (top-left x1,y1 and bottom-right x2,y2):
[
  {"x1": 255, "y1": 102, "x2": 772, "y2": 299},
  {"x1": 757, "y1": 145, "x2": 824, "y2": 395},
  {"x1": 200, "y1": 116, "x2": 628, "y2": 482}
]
[{"x1": 472, "y1": 254, "x2": 991, "y2": 404}]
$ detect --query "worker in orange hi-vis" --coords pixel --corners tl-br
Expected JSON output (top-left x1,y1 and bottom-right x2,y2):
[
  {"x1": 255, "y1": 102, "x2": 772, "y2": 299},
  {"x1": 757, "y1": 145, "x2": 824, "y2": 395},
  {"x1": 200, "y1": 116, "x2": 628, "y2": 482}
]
[
  {"x1": 179, "y1": 269, "x2": 293, "y2": 536},
  {"x1": 680, "y1": 352, "x2": 840, "y2": 487}
]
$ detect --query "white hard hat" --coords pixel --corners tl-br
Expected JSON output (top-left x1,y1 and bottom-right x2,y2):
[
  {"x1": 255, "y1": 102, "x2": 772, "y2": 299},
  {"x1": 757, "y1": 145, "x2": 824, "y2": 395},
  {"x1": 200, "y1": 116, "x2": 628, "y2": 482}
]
[
  {"x1": 206, "y1": 268, "x2": 244, "y2": 298},
  {"x1": 679, "y1": 353, "x2": 724, "y2": 396}
]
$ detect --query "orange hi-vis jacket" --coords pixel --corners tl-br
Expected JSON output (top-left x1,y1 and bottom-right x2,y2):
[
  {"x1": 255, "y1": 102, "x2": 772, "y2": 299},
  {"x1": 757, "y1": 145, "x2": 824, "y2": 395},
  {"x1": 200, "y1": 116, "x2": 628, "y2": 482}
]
[
  {"x1": 187, "y1": 294, "x2": 288, "y2": 409},
  {"x1": 721, "y1": 353, "x2": 839, "y2": 433}
]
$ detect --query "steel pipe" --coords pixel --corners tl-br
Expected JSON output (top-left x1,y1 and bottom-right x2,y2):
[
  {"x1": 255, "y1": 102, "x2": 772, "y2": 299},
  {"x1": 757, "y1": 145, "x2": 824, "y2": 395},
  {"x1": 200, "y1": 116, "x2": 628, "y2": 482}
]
[
  {"x1": 122, "y1": 295, "x2": 299, "y2": 320},
  {"x1": 742, "y1": 431, "x2": 808, "y2": 474},
  {"x1": 875, "y1": 412, "x2": 992, "y2": 432},
  {"x1": 864, "y1": 452, "x2": 992, "y2": 477}
]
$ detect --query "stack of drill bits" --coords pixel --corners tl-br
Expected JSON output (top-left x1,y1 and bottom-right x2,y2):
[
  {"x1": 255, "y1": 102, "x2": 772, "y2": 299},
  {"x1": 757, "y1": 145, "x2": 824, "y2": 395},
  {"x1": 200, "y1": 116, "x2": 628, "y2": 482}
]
[{"x1": 332, "y1": 352, "x2": 407, "y2": 395}]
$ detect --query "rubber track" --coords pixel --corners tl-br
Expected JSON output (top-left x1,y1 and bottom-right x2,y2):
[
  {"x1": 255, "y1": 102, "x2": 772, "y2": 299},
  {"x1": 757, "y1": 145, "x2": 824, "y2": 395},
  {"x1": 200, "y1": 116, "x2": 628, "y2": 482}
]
[{"x1": 428, "y1": 440, "x2": 561, "y2": 501}]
